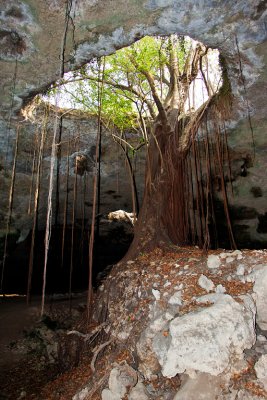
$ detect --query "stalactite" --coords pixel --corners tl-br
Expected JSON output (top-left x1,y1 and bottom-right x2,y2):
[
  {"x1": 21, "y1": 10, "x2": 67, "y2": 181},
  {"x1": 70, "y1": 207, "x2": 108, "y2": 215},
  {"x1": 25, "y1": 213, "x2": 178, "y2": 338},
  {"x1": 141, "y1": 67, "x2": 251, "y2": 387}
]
[
  {"x1": 1, "y1": 124, "x2": 20, "y2": 294},
  {"x1": 27, "y1": 111, "x2": 48, "y2": 303}
]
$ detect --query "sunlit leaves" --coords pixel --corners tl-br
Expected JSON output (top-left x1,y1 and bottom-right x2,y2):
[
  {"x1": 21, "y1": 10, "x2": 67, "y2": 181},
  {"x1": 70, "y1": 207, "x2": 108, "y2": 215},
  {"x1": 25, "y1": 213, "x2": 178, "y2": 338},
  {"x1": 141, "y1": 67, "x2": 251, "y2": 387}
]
[{"x1": 45, "y1": 35, "x2": 221, "y2": 132}]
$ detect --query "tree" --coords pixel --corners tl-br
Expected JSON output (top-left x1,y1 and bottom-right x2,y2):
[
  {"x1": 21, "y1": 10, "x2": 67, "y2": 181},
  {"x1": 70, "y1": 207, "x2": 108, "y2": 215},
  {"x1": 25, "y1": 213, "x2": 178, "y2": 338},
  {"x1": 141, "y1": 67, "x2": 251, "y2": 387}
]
[{"x1": 49, "y1": 35, "x2": 233, "y2": 255}]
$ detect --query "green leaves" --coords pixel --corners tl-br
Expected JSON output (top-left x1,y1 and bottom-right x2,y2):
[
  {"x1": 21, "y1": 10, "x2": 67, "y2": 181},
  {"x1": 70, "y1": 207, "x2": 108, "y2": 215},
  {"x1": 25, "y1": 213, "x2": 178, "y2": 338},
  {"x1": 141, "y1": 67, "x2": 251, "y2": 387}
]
[{"x1": 46, "y1": 35, "x2": 216, "y2": 134}]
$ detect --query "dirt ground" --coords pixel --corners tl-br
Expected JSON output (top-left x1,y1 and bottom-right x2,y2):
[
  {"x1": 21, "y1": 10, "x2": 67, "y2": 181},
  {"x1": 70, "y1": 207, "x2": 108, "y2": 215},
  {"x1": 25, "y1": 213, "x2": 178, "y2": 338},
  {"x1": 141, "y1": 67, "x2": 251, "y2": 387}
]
[{"x1": 0, "y1": 294, "x2": 88, "y2": 400}]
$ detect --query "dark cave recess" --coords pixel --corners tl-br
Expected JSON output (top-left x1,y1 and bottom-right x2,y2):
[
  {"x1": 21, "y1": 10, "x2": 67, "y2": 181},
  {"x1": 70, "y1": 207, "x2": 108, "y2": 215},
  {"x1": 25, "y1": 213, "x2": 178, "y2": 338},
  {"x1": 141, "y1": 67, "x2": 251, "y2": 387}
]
[
  {"x1": 1, "y1": 220, "x2": 133, "y2": 295},
  {"x1": 1, "y1": 201, "x2": 267, "y2": 295}
]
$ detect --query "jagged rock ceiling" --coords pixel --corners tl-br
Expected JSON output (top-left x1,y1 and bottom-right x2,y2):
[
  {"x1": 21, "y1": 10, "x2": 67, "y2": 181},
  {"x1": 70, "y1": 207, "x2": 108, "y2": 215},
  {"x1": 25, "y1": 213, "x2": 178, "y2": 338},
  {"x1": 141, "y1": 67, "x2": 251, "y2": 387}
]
[
  {"x1": 0, "y1": 0, "x2": 267, "y2": 247},
  {"x1": 0, "y1": 0, "x2": 266, "y2": 113}
]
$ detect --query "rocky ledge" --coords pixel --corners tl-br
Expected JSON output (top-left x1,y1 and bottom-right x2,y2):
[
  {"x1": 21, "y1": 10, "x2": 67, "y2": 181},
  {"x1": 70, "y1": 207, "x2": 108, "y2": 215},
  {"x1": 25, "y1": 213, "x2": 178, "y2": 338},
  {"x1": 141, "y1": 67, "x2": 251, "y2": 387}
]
[{"x1": 70, "y1": 246, "x2": 267, "y2": 400}]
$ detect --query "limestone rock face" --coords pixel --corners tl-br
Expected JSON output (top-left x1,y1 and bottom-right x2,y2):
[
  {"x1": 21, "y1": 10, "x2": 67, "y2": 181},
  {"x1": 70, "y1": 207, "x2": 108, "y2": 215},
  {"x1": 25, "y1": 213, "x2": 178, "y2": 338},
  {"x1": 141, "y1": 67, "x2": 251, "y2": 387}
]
[
  {"x1": 0, "y1": 110, "x2": 145, "y2": 235},
  {"x1": 153, "y1": 294, "x2": 256, "y2": 378}
]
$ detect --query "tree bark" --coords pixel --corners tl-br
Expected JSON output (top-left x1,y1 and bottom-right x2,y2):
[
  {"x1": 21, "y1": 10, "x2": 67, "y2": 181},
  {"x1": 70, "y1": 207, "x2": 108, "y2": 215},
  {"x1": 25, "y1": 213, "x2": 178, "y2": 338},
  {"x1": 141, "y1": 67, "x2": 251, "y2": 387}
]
[{"x1": 127, "y1": 116, "x2": 191, "y2": 257}]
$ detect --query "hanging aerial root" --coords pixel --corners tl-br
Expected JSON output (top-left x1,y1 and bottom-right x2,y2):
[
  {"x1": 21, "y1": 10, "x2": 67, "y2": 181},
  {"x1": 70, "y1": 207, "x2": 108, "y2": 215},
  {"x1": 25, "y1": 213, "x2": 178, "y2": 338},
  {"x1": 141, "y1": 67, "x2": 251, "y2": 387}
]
[
  {"x1": 214, "y1": 119, "x2": 237, "y2": 249},
  {"x1": 27, "y1": 109, "x2": 48, "y2": 304},
  {"x1": 27, "y1": 128, "x2": 38, "y2": 215},
  {"x1": 69, "y1": 136, "x2": 79, "y2": 310},
  {"x1": 41, "y1": 0, "x2": 74, "y2": 316},
  {"x1": 61, "y1": 139, "x2": 70, "y2": 268},
  {"x1": 87, "y1": 57, "x2": 106, "y2": 321}
]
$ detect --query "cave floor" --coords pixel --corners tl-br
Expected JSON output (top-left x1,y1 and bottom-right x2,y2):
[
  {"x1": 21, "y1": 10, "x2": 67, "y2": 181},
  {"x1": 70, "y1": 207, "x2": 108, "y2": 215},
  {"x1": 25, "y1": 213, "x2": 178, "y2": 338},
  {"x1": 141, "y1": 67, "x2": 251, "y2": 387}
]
[{"x1": 0, "y1": 293, "x2": 88, "y2": 400}]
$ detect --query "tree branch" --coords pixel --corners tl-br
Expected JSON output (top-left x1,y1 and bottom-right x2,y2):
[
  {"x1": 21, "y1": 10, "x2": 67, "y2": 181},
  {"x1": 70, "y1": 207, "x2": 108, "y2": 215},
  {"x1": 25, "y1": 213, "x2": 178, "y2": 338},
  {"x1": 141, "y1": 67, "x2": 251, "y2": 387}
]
[
  {"x1": 52, "y1": 75, "x2": 157, "y2": 119},
  {"x1": 140, "y1": 70, "x2": 168, "y2": 124}
]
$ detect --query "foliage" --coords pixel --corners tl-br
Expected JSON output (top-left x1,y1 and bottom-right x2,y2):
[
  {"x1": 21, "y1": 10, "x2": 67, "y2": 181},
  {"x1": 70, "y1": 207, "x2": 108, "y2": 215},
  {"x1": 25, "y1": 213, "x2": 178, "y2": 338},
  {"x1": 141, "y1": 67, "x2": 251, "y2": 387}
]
[{"x1": 47, "y1": 35, "x2": 220, "y2": 136}]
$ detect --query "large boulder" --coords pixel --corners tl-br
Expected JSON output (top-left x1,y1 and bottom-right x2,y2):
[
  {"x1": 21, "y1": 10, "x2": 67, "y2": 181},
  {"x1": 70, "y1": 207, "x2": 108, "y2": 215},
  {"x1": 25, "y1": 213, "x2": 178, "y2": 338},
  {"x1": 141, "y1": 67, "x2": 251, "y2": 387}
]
[{"x1": 153, "y1": 294, "x2": 256, "y2": 378}]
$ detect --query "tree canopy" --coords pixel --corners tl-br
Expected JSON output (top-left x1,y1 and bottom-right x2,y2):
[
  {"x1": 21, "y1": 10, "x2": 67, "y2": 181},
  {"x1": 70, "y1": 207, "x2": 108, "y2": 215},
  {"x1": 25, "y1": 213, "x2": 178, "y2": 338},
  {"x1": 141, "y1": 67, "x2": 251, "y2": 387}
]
[{"x1": 48, "y1": 35, "x2": 221, "y2": 134}]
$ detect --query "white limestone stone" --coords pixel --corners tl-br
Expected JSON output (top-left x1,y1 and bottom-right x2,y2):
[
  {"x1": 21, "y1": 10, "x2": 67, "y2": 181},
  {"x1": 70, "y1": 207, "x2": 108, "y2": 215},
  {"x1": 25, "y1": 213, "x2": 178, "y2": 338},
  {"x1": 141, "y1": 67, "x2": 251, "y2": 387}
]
[
  {"x1": 152, "y1": 289, "x2": 160, "y2": 300},
  {"x1": 232, "y1": 250, "x2": 242, "y2": 257},
  {"x1": 101, "y1": 365, "x2": 138, "y2": 400},
  {"x1": 219, "y1": 252, "x2": 228, "y2": 259},
  {"x1": 254, "y1": 354, "x2": 267, "y2": 391},
  {"x1": 207, "y1": 254, "x2": 220, "y2": 269},
  {"x1": 153, "y1": 294, "x2": 256, "y2": 378},
  {"x1": 128, "y1": 382, "x2": 149, "y2": 400},
  {"x1": 150, "y1": 315, "x2": 168, "y2": 333},
  {"x1": 236, "y1": 265, "x2": 245, "y2": 276},
  {"x1": 226, "y1": 257, "x2": 235, "y2": 263},
  {"x1": 73, "y1": 388, "x2": 90, "y2": 400},
  {"x1": 165, "y1": 311, "x2": 175, "y2": 320},
  {"x1": 196, "y1": 293, "x2": 224, "y2": 304},
  {"x1": 168, "y1": 291, "x2": 183, "y2": 306},
  {"x1": 198, "y1": 274, "x2": 215, "y2": 292},
  {"x1": 215, "y1": 284, "x2": 226, "y2": 294},
  {"x1": 235, "y1": 390, "x2": 263, "y2": 400},
  {"x1": 173, "y1": 373, "x2": 223, "y2": 400},
  {"x1": 101, "y1": 389, "x2": 120, "y2": 400},
  {"x1": 164, "y1": 281, "x2": 171, "y2": 287},
  {"x1": 257, "y1": 335, "x2": 267, "y2": 343}
]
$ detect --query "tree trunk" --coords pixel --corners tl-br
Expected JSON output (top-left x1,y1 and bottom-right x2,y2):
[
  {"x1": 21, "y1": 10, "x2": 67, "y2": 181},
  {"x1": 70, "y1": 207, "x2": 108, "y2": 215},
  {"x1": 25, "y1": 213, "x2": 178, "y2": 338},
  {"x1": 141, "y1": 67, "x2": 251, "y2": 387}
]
[{"x1": 128, "y1": 116, "x2": 190, "y2": 257}]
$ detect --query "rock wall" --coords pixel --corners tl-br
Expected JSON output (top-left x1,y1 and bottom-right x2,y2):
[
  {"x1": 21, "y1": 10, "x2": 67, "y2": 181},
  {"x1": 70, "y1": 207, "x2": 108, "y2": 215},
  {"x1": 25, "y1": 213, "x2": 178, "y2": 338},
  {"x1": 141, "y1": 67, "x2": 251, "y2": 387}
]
[
  {"x1": 0, "y1": 0, "x2": 267, "y2": 248},
  {"x1": 0, "y1": 107, "x2": 145, "y2": 241}
]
